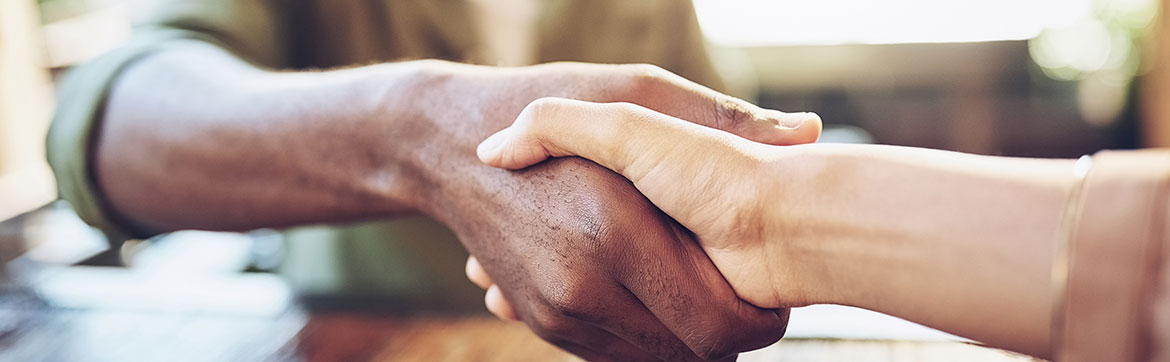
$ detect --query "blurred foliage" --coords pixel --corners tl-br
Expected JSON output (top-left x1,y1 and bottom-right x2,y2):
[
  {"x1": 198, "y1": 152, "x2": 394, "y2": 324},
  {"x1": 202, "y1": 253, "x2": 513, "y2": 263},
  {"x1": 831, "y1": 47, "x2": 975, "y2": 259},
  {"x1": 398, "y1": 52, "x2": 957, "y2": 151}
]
[
  {"x1": 1030, "y1": 0, "x2": 1158, "y2": 80},
  {"x1": 1028, "y1": 0, "x2": 1160, "y2": 126}
]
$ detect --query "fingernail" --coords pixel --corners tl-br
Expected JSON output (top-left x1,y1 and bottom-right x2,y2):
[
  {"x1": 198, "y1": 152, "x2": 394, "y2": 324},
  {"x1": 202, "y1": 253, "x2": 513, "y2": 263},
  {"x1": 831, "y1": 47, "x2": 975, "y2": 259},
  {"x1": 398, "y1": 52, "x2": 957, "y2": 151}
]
[{"x1": 780, "y1": 112, "x2": 819, "y2": 129}]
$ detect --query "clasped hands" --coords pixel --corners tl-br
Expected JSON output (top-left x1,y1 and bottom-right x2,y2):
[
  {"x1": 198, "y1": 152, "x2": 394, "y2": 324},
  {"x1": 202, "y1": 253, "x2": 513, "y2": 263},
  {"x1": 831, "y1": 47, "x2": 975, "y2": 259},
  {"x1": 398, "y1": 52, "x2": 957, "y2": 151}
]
[{"x1": 461, "y1": 70, "x2": 824, "y2": 361}]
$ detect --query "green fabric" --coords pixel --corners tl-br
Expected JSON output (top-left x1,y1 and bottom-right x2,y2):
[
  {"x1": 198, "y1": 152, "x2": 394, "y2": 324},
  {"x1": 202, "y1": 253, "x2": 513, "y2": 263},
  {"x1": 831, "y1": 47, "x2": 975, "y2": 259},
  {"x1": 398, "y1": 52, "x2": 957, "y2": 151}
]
[
  {"x1": 47, "y1": 0, "x2": 722, "y2": 311},
  {"x1": 48, "y1": 28, "x2": 217, "y2": 242}
]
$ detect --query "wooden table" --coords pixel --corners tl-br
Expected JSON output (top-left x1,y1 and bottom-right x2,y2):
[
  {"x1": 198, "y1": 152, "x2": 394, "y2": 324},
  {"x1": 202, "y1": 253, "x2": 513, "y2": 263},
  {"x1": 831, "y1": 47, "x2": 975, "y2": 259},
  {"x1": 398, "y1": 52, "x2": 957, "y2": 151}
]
[
  {"x1": 0, "y1": 208, "x2": 1041, "y2": 362},
  {"x1": 299, "y1": 314, "x2": 1040, "y2": 362},
  {"x1": 0, "y1": 279, "x2": 1043, "y2": 362},
  {"x1": 0, "y1": 302, "x2": 1039, "y2": 362}
]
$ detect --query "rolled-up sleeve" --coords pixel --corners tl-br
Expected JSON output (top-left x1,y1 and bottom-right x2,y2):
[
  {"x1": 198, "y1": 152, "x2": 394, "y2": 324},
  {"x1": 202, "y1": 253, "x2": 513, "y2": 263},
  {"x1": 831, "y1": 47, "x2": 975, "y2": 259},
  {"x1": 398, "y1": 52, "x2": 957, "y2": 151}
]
[{"x1": 47, "y1": 0, "x2": 288, "y2": 241}]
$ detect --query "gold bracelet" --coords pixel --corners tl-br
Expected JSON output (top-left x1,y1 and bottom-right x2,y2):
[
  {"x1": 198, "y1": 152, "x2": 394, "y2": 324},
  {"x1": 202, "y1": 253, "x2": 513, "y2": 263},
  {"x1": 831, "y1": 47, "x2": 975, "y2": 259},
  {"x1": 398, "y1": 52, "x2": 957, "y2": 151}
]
[{"x1": 1050, "y1": 154, "x2": 1093, "y2": 359}]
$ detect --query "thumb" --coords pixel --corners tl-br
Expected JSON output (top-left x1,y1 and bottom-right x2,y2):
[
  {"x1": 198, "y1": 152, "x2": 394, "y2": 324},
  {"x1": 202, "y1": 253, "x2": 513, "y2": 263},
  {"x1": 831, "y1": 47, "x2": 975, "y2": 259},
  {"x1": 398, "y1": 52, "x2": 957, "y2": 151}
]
[
  {"x1": 477, "y1": 97, "x2": 763, "y2": 185},
  {"x1": 714, "y1": 103, "x2": 824, "y2": 146},
  {"x1": 617, "y1": 64, "x2": 822, "y2": 146}
]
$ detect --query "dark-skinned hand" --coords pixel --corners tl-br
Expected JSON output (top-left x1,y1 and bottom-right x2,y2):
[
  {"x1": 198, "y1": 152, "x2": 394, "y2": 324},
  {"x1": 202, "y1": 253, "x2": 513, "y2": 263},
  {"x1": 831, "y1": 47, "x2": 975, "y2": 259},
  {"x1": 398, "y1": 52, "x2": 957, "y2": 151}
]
[{"x1": 401, "y1": 62, "x2": 820, "y2": 361}]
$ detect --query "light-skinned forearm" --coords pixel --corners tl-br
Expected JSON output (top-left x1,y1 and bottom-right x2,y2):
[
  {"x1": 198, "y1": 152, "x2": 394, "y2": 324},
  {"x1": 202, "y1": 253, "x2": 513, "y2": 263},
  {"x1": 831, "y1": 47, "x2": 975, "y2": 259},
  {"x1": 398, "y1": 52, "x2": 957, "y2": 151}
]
[{"x1": 772, "y1": 144, "x2": 1074, "y2": 359}]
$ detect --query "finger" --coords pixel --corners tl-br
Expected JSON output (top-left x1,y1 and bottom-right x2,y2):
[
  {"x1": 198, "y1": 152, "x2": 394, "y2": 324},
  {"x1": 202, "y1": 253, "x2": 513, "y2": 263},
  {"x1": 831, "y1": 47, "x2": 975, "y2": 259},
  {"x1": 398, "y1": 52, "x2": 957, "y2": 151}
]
[
  {"x1": 466, "y1": 256, "x2": 493, "y2": 289},
  {"x1": 540, "y1": 325, "x2": 662, "y2": 362},
  {"x1": 576, "y1": 282, "x2": 739, "y2": 362},
  {"x1": 619, "y1": 65, "x2": 822, "y2": 146},
  {"x1": 485, "y1": 284, "x2": 520, "y2": 321},
  {"x1": 489, "y1": 279, "x2": 662, "y2": 361},
  {"x1": 507, "y1": 290, "x2": 667, "y2": 362},
  {"x1": 615, "y1": 219, "x2": 789, "y2": 360}
]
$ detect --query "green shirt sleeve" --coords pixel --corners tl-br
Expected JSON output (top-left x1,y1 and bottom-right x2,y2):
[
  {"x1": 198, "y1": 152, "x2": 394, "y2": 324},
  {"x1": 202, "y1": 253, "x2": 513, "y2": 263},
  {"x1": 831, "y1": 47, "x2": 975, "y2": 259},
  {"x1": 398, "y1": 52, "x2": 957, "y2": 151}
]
[{"x1": 47, "y1": 0, "x2": 288, "y2": 242}]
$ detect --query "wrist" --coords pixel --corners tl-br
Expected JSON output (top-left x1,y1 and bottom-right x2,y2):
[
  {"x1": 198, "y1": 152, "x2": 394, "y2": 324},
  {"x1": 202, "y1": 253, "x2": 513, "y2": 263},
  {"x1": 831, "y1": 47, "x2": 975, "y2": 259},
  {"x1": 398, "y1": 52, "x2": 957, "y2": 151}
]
[
  {"x1": 763, "y1": 144, "x2": 927, "y2": 308},
  {"x1": 753, "y1": 145, "x2": 844, "y2": 306},
  {"x1": 759, "y1": 144, "x2": 919, "y2": 308},
  {"x1": 364, "y1": 60, "x2": 506, "y2": 221},
  {"x1": 768, "y1": 144, "x2": 1077, "y2": 354},
  {"x1": 297, "y1": 59, "x2": 464, "y2": 216}
]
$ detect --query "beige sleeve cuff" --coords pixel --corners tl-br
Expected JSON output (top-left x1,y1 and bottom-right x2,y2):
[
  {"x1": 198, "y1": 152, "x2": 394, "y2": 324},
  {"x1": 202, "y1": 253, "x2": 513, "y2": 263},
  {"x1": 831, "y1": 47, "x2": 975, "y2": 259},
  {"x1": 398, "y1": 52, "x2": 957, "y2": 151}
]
[{"x1": 1056, "y1": 148, "x2": 1170, "y2": 362}]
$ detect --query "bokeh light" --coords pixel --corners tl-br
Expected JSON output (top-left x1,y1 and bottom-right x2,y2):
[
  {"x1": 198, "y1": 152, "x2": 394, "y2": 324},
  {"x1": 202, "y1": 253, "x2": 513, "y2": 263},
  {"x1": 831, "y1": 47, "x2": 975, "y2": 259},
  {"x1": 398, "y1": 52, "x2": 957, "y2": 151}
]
[{"x1": 693, "y1": 0, "x2": 1085, "y2": 46}]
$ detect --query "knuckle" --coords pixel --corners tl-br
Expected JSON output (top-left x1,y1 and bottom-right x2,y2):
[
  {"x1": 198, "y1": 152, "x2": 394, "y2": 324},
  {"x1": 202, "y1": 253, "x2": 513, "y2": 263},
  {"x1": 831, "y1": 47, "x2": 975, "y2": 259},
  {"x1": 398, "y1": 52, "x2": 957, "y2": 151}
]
[
  {"x1": 518, "y1": 97, "x2": 571, "y2": 131},
  {"x1": 529, "y1": 308, "x2": 578, "y2": 338},
  {"x1": 527, "y1": 96, "x2": 565, "y2": 109},
  {"x1": 543, "y1": 286, "x2": 601, "y2": 322},
  {"x1": 711, "y1": 97, "x2": 755, "y2": 131},
  {"x1": 619, "y1": 64, "x2": 671, "y2": 96},
  {"x1": 624, "y1": 63, "x2": 668, "y2": 79},
  {"x1": 523, "y1": 97, "x2": 565, "y2": 118},
  {"x1": 606, "y1": 102, "x2": 643, "y2": 118},
  {"x1": 572, "y1": 210, "x2": 615, "y2": 256}
]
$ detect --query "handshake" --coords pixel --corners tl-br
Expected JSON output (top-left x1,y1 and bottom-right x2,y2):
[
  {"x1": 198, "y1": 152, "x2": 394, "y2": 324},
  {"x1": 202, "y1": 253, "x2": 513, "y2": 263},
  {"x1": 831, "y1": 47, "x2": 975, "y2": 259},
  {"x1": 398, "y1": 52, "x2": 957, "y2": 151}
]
[
  {"x1": 448, "y1": 64, "x2": 1075, "y2": 361},
  {"x1": 451, "y1": 65, "x2": 822, "y2": 362},
  {"x1": 470, "y1": 95, "x2": 823, "y2": 315}
]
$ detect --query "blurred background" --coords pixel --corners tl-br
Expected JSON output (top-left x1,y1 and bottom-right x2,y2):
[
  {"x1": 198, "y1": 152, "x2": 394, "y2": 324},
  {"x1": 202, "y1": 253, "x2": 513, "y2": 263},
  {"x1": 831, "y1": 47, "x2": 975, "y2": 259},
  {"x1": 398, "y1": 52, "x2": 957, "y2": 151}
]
[{"x1": 0, "y1": 0, "x2": 1165, "y2": 361}]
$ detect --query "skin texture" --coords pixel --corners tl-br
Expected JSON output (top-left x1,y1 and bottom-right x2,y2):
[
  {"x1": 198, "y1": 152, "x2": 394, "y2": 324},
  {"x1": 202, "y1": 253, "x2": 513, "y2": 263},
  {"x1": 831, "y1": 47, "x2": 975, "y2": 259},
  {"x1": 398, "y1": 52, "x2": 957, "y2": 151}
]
[
  {"x1": 95, "y1": 41, "x2": 822, "y2": 361},
  {"x1": 473, "y1": 98, "x2": 1077, "y2": 360}
]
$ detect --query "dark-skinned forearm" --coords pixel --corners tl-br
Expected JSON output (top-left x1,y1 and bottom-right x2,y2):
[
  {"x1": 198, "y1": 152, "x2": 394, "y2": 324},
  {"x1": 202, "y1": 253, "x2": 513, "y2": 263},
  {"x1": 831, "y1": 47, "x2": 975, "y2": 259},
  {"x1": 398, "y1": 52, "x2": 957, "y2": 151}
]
[{"x1": 96, "y1": 40, "x2": 436, "y2": 234}]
